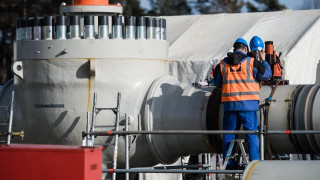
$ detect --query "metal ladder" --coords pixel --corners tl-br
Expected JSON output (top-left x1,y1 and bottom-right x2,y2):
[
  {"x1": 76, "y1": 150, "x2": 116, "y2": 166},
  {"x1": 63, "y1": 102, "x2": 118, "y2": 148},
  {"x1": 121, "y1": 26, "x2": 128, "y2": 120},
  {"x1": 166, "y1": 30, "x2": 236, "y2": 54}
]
[
  {"x1": 83, "y1": 92, "x2": 121, "y2": 180},
  {"x1": 0, "y1": 91, "x2": 24, "y2": 145},
  {"x1": 222, "y1": 139, "x2": 249, "y2": 170},
  {"x1": 218, "y1": 139, "x2": 249, "y2": 180}
]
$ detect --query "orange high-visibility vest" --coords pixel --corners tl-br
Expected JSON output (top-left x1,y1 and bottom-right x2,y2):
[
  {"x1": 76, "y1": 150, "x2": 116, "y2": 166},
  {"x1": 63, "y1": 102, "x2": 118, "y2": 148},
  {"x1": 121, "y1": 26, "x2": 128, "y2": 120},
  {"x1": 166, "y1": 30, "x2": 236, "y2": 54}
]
[{"x1": 219, "y1": 57, "x2": 260, "y2": 102}]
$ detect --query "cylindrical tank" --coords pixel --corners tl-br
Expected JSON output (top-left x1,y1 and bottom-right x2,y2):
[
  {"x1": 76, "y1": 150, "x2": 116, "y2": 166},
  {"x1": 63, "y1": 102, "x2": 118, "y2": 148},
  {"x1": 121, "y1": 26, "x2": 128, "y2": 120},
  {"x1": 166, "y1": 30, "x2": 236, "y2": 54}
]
[{"x1": 242, "y1": 160, "x2": 320, "y2": 180}]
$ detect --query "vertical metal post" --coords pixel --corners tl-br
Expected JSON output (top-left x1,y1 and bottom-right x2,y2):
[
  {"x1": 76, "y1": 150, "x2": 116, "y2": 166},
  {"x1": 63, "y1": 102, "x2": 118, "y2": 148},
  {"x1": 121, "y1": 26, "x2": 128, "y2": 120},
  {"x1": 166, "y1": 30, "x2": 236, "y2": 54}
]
[
  {"x1": 204, "y1": 154, "x2": 209, "y2": 180},
  {"x1": 6, "y1": 91, "x2": 15, "y2": 145},
  {"x1": 125, "y1": 113, "x2": 129, "y2": 180},
  {"x1": 112, "y1": 92, "x2": 121, "y2": 180},
  {"x1": 86, "y1": 112, "x2": 91, "y2": 146},
  {"x1": 260, "y1": 108, "x2": 265, "y2": 160},
  {"x1": 198, "y1": 154, "x2": 203, "y2": 170},
  {"x1": 91, "y1": 93, "x2": 97, "y2": 145}
]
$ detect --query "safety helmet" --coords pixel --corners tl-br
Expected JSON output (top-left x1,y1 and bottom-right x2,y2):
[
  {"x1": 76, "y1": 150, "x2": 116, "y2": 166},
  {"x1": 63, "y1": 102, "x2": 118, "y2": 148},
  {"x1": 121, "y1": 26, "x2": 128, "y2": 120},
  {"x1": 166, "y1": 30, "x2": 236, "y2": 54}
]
[
  {"x1": 233, "y1": 38, "x2": 249, "y2": 50},
  {"x1": 250, "y1": 36, "x2": 264, "y2": 51}
]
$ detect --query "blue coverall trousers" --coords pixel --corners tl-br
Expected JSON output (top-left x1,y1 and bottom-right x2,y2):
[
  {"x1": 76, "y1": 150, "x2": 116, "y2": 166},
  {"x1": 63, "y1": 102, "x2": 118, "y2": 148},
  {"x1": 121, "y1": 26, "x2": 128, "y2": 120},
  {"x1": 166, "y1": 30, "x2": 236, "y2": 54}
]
[{"x1": 222, "y1": 111, "x2": 260, "y2": 164}]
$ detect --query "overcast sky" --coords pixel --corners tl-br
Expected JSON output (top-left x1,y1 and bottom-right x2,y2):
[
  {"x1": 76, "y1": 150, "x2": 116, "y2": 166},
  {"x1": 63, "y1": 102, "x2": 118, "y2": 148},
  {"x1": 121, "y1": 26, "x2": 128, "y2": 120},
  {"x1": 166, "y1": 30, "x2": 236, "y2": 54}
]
[{"x1": 140, "y1": 0, "x2": 304, "y2": 11}]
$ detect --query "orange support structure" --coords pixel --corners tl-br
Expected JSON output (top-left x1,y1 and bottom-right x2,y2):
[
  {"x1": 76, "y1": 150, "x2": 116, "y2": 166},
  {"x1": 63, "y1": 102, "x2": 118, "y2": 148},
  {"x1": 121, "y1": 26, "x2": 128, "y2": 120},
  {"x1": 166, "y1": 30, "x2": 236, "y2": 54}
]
[{"x1": 73, "y1": 0, "x2": 109, "y2": 6}]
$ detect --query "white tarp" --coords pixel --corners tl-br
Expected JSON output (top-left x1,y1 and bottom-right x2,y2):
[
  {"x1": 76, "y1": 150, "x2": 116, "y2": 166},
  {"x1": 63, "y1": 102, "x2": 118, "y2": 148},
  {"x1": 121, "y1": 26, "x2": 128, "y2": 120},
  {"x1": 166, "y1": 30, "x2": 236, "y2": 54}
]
[{"x1": 167, "y1": 9, "x2": 320, "y2": 85}]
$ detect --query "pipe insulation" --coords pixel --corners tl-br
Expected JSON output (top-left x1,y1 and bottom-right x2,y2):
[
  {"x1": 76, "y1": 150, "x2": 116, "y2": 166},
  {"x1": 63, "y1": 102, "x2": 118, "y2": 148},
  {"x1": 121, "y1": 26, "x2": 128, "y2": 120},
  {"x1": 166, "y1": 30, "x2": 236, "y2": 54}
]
[{"x1": 242, "y1": 160, "x2": 320, "y2": 180}]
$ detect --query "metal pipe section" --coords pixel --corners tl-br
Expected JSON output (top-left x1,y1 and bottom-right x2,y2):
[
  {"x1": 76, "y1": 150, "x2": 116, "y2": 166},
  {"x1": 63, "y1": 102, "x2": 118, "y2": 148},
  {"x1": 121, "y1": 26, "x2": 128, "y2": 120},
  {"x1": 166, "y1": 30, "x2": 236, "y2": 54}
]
[
  {"x1": 84, "y1": 130, "x2": 258, "y2": 136},
  {"x1": 69, "y1": 15, "x2": 80, "y2": 39},
  {"x1": 16, "y1": 18, "x2": 21, "y2": 41},
  {"x1": 125, "y1": 113, "x2": 129, "y2": 180},
  {"x1": 261, "y1": 85, "x2": 320, "y2": 154},
  {"x1": 84, "y1": 15, "x2": 95, "y2": 39},
  {"x1": 146, "y1": 17, "x2": 155, "y2": 40},
  {"x1": 33, "y1": 17, "x2": 42, "y2": 40},
  {"x1": 160, "y1": 18, "x2": 166, "y2": 40},
  {"x1": 19, "y1": 17, "x2": 26, "y2": 40},
  {"x1": 43, "y1": 16, "x2": 53, "y2": 40},
  {"x1": 98, "y1": 15, "x2": 109, "y2": 39},
  {"x1": 104, "y1": 169, "x2": 243, "y2": 174},
  {"x1": 154, "y1": 18, "x2": 161, "y2": 40},
  {"x1": 125, "y1": 16, "x2": 136, "y2": 39},
  {"x1": 143, "y1": 76, "x2": 218, "y2": 164},
  {"x1": 26, "y1": 17, "x2": 33, "y2": 40},
  {"x1": 6, "y1": 91, "x2": 14, "y2": 144},
  {"x1": 242, "y1": 160, "x2": 320, "y2": 180},
  {"x1": 55, "y1": 15, "x2": 67, "y2": 40},
  {"x1": 136, "y1": 16, "x2": 146, "y2": 40},
  {"x1": 112, "y1": 15, "x2": 123, "y2": 39}
]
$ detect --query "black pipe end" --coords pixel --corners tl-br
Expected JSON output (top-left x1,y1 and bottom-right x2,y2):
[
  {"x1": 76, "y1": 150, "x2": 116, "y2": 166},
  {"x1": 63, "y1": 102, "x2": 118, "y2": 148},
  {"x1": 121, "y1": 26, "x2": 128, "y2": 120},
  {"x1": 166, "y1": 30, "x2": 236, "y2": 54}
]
[
  {"x1": 33, "y1": 16, "x2": 42, "y2": 26},
  {"x1": 98, "y1": 15, "x2": 108, "y2": 25},
  {"x1": 112, "y1": 15, "x2": 122, "y2": 26},
  {"x1": 161, "y1": 18, "x2": 166, "y2": 28},
  {"x1": 20, "y1": 17, "x2": 26, "y2": 28},
  {"x1": 84, "y1": 15, "x2": 94, "y2": 25},
  {"x1": 155, "y1": 18, "x2": 161, "y2": 27},
  {"x1": 16, "y1": 18, "x2": 21, "y2": 28},
  {"x1": 137, "y1": 16, "x2": 146, "y2": 26},
  {"x1": 70, "y1": 15, "x2": 80, "y2": 26},
  {"x1": 125, "y1": 16, "x2": 136, "y2": 26},
  {"x1": 146, "y1": 17, "x2": 155, "y2": 27},
  {"x1": 43, "y1": 16, "x2": 53, "y2": 26},
  {"x1": 56, "y1": 15, "x2": 66, "y2": 26}
]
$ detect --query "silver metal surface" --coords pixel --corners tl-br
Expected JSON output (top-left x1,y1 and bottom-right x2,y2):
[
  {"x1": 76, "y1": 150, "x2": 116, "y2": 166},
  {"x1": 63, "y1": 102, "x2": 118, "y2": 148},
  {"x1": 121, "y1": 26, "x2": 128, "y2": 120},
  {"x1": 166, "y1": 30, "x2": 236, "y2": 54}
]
[
  {"x1": 33, "y1": 26, "x2": 41, "y2": 40},
  {"x1": 26, "y1": 27, "x2": 33, "y2": 40},
  {"x1": 242, "y1": 160, "x2": 320, "y2": 180},
  {"x1": 84, "y1": 25, "x2": 95, "y2": 39},
  {"x1": 144, "y1": 76, "x2": 215, "y2": 164},
  {"x1": 112, "y1": 93, "x2": 121, "y2": 180},
  {"x1": 125, "y1": 113, "x2": 129, "y2": 180},
  {"x1": 85, "y1": 112, "x2": 91, "y2": 146},
  {"x1": 56, "y1": 25, "x2": 67, "y2": 39},
  {"x1": 137, "y1": 26, "x2": 146, "y2": 39},
  {"x1": 154, "y1": 27, "x2": 161, "y2": 40},
  {"x1": 16, "y1": 28, "x2": 20, "y2": 40},
  {"x1": 43, "y1": 26, "x2": 53, "y2": 40},
  {"x1": 19, "y1": 28, "x2": 26, "y2": 40},
  {"x1": 147, "y1": 27, "x2": 154, "y2": 40},
  {"x1": 261, "y1": 85, "x2": 300, "y2": 153},
  {"x1": 6, "y1": 91, "x2": 14, "y2": 144},
  {"x1": 70, "y1": 25, "x2": 80, "y2": 39},
  {"x1": 161, "y1": 28, "x2": 166, "y2": 40},
  {"x1": 259, "y1": 108, "x2": 264, "y2": 160},
  {"x1": 125, "y1": 26, "x2": 135, "y2": 39},
  {"x1": 98, "y1": 25, "x2": 109, "y2": 39},
  {"x1": 104, "y1": 169, "x2": 243, "y2": 174},
  {"x1": 60, "y1": 5, "x2": 123, "y2": 15},
  {"x1": 112, "y1": 25, "x2": 123, "y2": 39},
  {"x1": 14, "y1": 40, "x2": 168, "y2": 60}
]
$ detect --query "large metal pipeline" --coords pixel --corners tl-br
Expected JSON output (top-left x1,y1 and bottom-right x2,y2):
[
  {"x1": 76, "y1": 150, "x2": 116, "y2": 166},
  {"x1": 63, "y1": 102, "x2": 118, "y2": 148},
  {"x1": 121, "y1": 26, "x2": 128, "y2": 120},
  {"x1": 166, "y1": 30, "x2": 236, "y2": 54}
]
[
  {"x1": 242, "y1": 160, "x2": 320, "y2": 180},
  {"x1": 1, "y1": 38, "x2": 320, "y2": 167}
]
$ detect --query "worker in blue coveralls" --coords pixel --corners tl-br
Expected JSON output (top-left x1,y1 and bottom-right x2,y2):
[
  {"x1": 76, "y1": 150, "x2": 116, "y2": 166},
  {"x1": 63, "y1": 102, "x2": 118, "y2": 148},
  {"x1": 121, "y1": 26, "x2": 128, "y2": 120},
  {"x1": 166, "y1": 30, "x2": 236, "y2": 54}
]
[{"x1": 214, "y1": 37, "x2": 272, "y2": 168}]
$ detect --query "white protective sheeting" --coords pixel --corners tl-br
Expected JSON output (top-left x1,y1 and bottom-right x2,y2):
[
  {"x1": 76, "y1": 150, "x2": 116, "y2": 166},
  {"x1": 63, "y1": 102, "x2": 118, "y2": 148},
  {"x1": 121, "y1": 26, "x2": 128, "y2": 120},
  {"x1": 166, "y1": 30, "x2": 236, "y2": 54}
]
[{"x1": 167, "y1": 10, "x2": 320, "y2": 85}]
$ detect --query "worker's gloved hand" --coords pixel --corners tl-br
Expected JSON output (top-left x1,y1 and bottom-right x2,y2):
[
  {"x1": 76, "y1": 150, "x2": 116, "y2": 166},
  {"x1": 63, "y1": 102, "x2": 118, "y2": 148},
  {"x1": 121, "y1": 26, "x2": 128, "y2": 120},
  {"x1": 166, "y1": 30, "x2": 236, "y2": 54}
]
[{"x1": 259, "y1": 50, "x2": 266, "y2": 61}]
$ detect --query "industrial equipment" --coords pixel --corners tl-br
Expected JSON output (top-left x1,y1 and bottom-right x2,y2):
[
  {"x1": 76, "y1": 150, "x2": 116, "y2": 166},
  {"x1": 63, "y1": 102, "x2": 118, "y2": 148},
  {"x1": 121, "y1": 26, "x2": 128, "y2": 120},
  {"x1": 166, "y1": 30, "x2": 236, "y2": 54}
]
[{"x1": 0, "y1": 1, "x2": 320, "y2": 179}]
